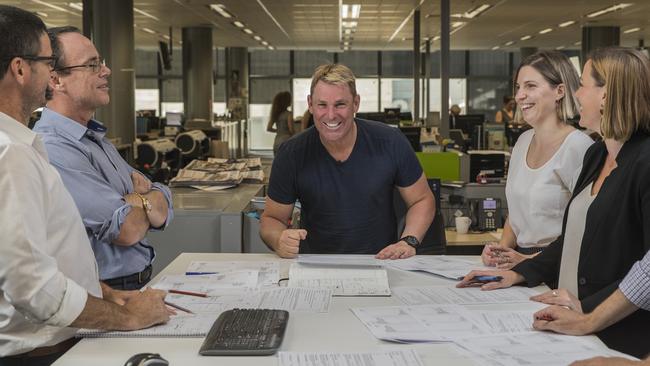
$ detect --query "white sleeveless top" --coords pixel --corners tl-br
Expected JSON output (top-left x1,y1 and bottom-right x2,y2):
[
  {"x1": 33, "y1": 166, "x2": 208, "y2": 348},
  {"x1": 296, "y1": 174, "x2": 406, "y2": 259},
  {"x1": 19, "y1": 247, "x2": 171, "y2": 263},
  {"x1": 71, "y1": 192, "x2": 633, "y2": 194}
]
[{"x1": 506, "y1": 129, "x2": 593, "y2": 248}]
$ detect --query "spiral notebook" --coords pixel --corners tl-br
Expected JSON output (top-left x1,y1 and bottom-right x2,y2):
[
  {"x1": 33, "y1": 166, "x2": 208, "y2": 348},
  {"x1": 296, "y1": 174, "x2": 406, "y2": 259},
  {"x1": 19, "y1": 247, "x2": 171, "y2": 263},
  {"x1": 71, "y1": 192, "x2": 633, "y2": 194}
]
[{"x1": 77, "y1": 314, "x2": 215, "y2": 338}]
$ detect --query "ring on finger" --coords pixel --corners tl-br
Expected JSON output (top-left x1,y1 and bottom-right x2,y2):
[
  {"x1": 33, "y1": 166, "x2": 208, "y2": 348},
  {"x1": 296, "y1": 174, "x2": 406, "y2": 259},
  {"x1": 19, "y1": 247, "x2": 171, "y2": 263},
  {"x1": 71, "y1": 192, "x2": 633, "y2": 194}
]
[{"x1": 552, "y1": 290, "x2": 558, "y2": 296}]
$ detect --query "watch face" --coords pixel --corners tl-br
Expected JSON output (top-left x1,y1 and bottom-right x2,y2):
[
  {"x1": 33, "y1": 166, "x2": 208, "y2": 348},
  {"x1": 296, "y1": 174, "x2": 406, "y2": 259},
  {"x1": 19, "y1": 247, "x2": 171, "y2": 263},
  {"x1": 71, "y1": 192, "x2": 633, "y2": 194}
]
[{"x1": 402, "y1": 236, "x2": 419, "y2": 247}]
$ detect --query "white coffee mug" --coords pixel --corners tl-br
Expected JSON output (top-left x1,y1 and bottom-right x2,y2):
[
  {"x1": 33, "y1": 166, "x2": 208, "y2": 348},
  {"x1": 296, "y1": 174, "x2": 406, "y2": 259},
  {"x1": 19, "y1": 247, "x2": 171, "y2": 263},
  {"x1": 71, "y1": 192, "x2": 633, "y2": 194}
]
[{"x1": 455, "y1": 216, "x2": 472, "y2": 234}]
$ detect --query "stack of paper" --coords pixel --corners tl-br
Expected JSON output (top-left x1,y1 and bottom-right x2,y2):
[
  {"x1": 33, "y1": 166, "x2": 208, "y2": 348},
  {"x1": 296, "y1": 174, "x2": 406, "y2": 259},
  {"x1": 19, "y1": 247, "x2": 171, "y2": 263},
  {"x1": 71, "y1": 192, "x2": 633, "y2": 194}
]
[
  {"x1": 386, "y1": 256, "x2": 488, "y2": 280},
  {"x1": 186, "y1": 261, "x2": 280, "y2": 287},
  {"x1": 289, "y1": 263, "x2": 390, "y2": 296},
  {"x1": 279, "y1": 350, "x2": 424, "y2": 366},
  {"x1": 392, "y1": 286, "x2": 541, "y2": 306}
]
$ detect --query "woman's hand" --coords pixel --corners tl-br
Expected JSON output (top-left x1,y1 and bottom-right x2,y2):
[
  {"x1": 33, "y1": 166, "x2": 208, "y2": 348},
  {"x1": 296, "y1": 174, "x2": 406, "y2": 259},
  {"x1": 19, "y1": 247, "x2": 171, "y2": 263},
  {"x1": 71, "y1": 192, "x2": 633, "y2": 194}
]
[{"x1": 530, "y1": 288, "x2": 583, "y2": 313}]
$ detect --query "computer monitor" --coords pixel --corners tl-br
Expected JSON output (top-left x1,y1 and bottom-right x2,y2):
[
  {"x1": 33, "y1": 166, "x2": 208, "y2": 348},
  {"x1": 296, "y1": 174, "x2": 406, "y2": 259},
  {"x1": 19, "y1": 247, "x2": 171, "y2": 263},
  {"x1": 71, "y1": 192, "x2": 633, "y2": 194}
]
[
  {"x1": 356, "y1": 112, "x2": 385, "y2": 123},
  {"x1": 400, "y1": 112, "x2": 413, "y2": 121},
  {"x1": 384, "y1": 108, "x2": 401, "y2": 125},
  {"x1": 399, "y1": 126, "x2": 421, "y2": 152},
  {"x1": 454, "y1": 114, "x2": 485, "y2": 136},
  {"x1": 165, "y1": 112, "x2": 183, "y2": 127}
]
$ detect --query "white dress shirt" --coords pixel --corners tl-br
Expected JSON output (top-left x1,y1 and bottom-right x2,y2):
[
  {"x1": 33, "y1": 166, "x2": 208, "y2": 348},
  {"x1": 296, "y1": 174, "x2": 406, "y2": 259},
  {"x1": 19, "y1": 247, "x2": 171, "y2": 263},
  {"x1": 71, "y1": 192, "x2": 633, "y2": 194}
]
[
  {"x1": 0, "y1": 112, "x2": 101, "y2": 356},
  {"x1": 506, "y1": 129, "x2": 593, "y2": 248}
]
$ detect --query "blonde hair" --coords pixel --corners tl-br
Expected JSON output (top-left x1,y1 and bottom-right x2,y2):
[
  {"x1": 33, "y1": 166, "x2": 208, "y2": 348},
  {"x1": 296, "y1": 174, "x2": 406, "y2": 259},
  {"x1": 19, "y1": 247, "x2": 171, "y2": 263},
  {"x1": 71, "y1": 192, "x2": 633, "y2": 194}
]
[
  {"x1": 589, "y1": 47, "x2": 650, "y2": 141},
  {"x1": 309, "y1": 63, "x2": 357, "y2": 97},
  {"x1": 513, "y1": 51, "x2": 580, "y2": 124}
]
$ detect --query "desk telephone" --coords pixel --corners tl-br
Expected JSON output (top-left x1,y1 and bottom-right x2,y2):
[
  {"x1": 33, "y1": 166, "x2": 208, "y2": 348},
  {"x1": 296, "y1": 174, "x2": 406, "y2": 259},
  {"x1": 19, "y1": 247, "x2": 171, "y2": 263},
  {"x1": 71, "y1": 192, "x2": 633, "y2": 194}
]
[{"x1": 470, "y1": 198, "x2": 502, "y2": 231}]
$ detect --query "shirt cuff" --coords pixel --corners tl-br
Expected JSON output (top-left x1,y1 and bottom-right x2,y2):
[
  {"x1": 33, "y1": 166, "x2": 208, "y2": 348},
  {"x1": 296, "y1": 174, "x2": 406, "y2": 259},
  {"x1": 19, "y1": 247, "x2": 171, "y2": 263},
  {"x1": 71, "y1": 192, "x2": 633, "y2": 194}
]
[
  {"x1": 104, "y1": 203, "x2": 133, "y2": 243},
  {"x1": 619, "y1": 261, "x2": 650, "y2": 311},
  {"x1": 45, "y1": 278, "x2": 89, "y2": 327},
  {"x1": 150, "y1": 183, "x2": 174, "y2": 230}
]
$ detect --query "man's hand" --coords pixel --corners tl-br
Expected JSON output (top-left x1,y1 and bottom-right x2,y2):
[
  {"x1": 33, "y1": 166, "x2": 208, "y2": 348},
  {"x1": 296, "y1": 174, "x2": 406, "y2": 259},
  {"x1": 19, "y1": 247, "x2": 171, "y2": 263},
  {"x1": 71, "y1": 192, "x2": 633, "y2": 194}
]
[
  {"x1": 101, "y1": 282, "x2": 138, "y2": 306},
  {"x1": 456, "y1": 269, "x2": 524, "y2": 290},
  {"x1": 532, "y1": 305, "x2": 592, "y2": 335},
  {"x1": 275, "y1": 229, "x2": 307, "y2": 258},
  {"x1": 131, "y1": 171, "x2": 151, "y2": 194},
  {"x1": 376, "y1": 241, "x2": 415, "y2": 260},
  {"x1": 530, "y1": 288, "x2": 582, "y2": 312},
  {"x1": 123, "y1": 289, "x2": 171, "y2": 330}
]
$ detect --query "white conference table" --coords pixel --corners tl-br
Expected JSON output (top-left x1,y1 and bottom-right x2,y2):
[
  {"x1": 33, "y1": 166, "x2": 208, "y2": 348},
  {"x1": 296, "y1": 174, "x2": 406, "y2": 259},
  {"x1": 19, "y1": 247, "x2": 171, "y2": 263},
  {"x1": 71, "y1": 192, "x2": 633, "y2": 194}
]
[{"x1": 53, "y1": 253, "x2": 602, "y2": 366}]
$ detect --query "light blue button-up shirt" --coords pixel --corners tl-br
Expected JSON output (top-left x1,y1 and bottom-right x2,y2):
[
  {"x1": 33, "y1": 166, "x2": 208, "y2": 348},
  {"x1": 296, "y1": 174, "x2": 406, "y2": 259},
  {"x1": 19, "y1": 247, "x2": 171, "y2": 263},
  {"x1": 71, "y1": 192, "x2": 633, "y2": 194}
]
[{"x1": 34, "y1": 108, "x2": 174, "y2": 280}]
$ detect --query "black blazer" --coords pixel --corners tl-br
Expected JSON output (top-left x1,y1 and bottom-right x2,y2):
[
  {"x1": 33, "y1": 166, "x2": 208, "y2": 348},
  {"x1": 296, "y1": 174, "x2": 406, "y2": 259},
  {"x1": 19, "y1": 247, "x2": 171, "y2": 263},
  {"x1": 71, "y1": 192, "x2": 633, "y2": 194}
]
[{"x1": 512, "y1": 131, "x2": 650, "y2": 357}]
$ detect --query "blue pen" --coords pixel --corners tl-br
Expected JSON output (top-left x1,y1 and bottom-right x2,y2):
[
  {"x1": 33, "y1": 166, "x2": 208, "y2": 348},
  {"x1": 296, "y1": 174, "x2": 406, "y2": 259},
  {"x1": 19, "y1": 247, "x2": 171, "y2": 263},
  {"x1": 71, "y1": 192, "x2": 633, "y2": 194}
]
[
  {"x1": 185, "y1": 271, "x2": 219, "y2": 275},
  {"x1": 470, "y1": 275, "x2": 503, "y2": 283}
]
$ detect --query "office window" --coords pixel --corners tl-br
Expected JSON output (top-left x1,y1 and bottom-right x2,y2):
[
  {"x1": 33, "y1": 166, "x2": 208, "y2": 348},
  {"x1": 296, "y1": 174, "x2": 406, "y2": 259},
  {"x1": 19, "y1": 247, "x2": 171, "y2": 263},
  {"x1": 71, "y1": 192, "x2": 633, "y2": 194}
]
[
  {"x1": 293, "y1": 78, "x2": 379, "y2": 116},
  {"x1": 294, "y1": 51, "x2": 333, "y2": 77},
  {"x1": 135, "y1": 89, "x2": 159, "y2": 115},
  {"x1": 338, "y1": 51, "x2": 378, "y2": 76},
  {"x1": 430, "y1": 50, "x2": 467, "y2": 78},
  {"x1": 250, "y1": 50, "x2": 290, "y2": 76},
  {"x1": 134, "y1": 50, "x2": 158, "y2": 76},
  {"x1": 162, "y1": 78, "x2": 182, "y2": 102},
  {"x1": 428, "y1": 79, "x2": 467, "y2": 113},
  {"x1": 380, "y1": 78, "x2": 413, "y2": 112},
  {"x1": 213, "y1": 103, "x2": 227, "y2": 115},
  {"x1": 292, "y1": 78, "x2": 311, "y2": 117},
  {"x1": 250, "y1": 78, "x2": 291, "y2": 104},
  {"x1": 215, "y1": 48, "x2": 226, "y2": 77},
  {"x1": 249, "y1": 104, "x2": 274, "y2": 150},
  {"x1": 161, "y1": 102, "x2": 183, "y2": 117},
  {"x1": 214, "y1": 78, "x2": 226, "y2": 104},
  {"x1": 469, "y1": 51, "x2": 510, "y2": 76},
  {"x1": 382, "y1": 51, "x2": 413, "y2": 77},
  {"x1": 467, "y1": 79, "x2": 511, "y2": 119}
]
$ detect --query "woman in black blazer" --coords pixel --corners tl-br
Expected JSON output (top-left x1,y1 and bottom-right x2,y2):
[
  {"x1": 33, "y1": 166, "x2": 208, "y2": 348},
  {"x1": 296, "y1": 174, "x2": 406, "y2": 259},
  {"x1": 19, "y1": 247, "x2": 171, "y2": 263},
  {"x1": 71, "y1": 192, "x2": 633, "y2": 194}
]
[{"x1": 458, "y1": 47, "x2": 650, "y2": 358}]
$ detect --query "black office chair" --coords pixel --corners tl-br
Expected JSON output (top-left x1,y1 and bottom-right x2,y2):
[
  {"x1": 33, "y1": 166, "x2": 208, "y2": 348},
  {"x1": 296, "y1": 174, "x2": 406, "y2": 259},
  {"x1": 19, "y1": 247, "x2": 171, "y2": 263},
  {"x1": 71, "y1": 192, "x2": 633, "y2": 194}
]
[{"x1": 393, "y1": 185, "x2": 446, "y2": 255}]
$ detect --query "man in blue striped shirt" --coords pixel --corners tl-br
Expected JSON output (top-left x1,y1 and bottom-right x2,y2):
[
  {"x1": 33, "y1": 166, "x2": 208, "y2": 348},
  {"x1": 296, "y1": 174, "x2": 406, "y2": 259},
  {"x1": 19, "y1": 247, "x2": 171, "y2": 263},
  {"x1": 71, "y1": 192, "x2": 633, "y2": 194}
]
[{"x1": 33, "y1": 26, "x2": 173, "y2": 290}]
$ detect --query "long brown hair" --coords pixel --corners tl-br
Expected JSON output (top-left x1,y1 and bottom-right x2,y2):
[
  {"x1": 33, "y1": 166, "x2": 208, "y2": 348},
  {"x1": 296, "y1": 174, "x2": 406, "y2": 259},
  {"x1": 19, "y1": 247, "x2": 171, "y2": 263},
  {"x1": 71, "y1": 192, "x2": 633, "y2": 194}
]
[{"x1": 269, "y1": 91, "x2": 291, "y2": 125}]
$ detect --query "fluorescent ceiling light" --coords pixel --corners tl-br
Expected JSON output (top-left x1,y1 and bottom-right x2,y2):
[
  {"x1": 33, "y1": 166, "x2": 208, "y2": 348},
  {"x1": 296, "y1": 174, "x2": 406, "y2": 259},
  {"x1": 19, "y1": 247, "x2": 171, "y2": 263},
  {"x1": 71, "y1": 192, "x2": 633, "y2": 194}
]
[
  {"x1": 343, "y1": 41, "x2": 349, "y2": 46},
  {"x1": 243, "y1": 28, "x2": 254, "y2": 34},
  {"x1": 254, "y1": 35, "x2": 262, "y2": 41},
  {"x1": 624, "y1": 27, "x2": 641, "y2": 34},
  {"x1": 261, "y1": 41, "x2": 269, "y2": 46},
  {"x1": 433, "y1": 36, "x2": 440, "y2": 41},
  {"x1": 556, "y1": 45, "x2": 565, "y2": 50},
  {"x1": 68, "y1": 2, "x2": 83, "y2": 11},
  {"x1": 35, "y1": 11, "x2": 48, "y2": 17},
  {"x1": 29, "y1": 0, "x2": 78, "y2": 16},
  {"x1": 268, "y1": 46, "x2": 275, "y2": 50},
  {"x1": 233, "y1": 21, "x2": 245, "y2": 28},
  {"x1": 350, "y1": 4, "x2": 361, "y2": 19},
  {"x1": 574, "y1": 41, "x2": 582, "y2": 46},
  {"x1": 559, "y1": 20, "x2": 576, "y2": 27},
  {"x1": 520, "y1": 35, "x2": 532, "y2": 41},
  {"x1": 342, "y1": 21, "x2": 358, "y2": 28},
  {"x1": 134, "y1": 7, "x2": 160, "y2": 22},
  {"x1": 463, "y1": 4, "x2": 491, "y2": 19},
  {"x1": 452, "y1": 22, "x2": 465, "y2": 28},
  {"x1": 505, "y1": 41, "x2": 515, "y2": 46},
  {"x1": 586, "y1": 3, "x2": 633, "y2": 18},
  {"x1": 162, "y1": 35, "x2": 170, "y2": 40},
  {"x1": 491, "y1": 45, "x2": 500, "y2": 50},
  {"x1": 539, "y1": 28, "x2": 553, "y2": 34},
  {"x1": 344, "y1": 29, "x2": 352, "y2": 35},
  {"x1": 209, "y1": 4, "x2": 232, "y2": 18},
  {"x1": 341, "y1": 4, "x2": 349, "y2": 19},
  {"x1": 141, "y1": 27, "x2": 156, "y2": 35}
]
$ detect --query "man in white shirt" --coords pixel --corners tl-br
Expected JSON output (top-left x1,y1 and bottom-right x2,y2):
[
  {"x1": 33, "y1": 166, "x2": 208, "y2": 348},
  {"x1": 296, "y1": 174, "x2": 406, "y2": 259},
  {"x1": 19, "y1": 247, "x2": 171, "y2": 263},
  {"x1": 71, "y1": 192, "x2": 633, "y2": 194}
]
[{"x1": 0, "y1": 6, "x2": 170, "y2": 365}]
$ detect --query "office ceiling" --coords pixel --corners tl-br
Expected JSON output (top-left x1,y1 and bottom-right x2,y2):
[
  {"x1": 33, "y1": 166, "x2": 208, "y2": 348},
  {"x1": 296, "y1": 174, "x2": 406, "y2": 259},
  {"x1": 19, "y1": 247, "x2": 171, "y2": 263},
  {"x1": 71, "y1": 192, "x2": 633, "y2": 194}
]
[{"x1": 4, "y1": 0, "x2": 650, "y2": 51}]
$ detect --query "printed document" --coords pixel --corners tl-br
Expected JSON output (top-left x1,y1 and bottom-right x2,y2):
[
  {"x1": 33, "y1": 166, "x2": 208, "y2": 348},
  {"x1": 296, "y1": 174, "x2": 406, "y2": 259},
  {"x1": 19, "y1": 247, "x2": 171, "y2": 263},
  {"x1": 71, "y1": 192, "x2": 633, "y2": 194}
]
[
  {"x1": 151, "y1": 271, "x2": 260, "y2": 294},
  {"x1": 386, "y1": 256, "x2": 489, "y2": 280},
  {"x1": 279, "y1": 349, "x2": 424, "y2": 366},
  {"x1": 454, "y1": 332, "x2": 638, "y2": 366},
  {"x1": 289, "y1": 263, "x2": 390, "y2": 296},
  {"x1": 393, "y1": 286, "x2": 542, "y2": 305},
  {"x1": 297, "y1": 254, "x2": 384, "y2": 267},
  {"x1": 186, "y1": 261, "x2": 280, "y2": 287}
]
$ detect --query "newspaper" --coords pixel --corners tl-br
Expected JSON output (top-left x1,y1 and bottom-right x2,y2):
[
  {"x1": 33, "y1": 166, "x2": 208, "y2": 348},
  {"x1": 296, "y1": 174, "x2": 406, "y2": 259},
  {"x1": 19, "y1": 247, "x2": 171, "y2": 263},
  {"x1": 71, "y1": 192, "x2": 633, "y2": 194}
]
[{"x1": 170, "y1": 169, "x2": 243, "y2": 187}]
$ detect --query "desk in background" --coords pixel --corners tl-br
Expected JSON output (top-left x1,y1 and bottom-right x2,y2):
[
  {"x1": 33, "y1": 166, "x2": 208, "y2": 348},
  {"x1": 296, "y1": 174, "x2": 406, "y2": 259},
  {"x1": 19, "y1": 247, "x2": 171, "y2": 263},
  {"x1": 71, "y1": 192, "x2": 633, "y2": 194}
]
[
  {"x1": 445, "y1": 229, "x2": 502, "y2": 255},
  {"x1": 52, "y1": 252, "x2": 604, "y2": 366}
]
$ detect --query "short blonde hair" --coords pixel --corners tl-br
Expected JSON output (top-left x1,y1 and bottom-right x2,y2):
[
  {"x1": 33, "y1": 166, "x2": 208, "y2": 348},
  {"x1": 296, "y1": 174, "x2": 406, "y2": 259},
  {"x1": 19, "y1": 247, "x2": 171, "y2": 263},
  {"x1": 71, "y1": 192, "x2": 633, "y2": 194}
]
[
  {"x1": 589, "y1": 47, "x2": 650, "y2": 141},
  {"x1": 513, "y1": 51, "x2": 580, "y2": 124},
  {"x1": 310, "y1": 63, "x2": 357, "y2": 97}
]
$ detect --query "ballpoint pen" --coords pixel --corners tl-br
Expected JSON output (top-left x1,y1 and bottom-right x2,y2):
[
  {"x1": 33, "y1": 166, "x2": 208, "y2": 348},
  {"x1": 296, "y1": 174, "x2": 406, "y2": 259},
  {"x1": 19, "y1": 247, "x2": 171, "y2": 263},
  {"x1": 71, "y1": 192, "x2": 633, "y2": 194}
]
[{"x1": 164, "y1": 301, "x2": 194, "y2": 314}]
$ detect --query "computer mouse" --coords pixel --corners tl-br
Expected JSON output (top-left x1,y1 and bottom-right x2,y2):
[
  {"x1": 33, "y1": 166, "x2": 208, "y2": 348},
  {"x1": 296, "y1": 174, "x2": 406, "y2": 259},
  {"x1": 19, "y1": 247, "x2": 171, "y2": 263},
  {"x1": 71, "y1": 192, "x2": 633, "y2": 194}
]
[{"x1": 124, "y1": 353, "x2": 169, "y2": 366}]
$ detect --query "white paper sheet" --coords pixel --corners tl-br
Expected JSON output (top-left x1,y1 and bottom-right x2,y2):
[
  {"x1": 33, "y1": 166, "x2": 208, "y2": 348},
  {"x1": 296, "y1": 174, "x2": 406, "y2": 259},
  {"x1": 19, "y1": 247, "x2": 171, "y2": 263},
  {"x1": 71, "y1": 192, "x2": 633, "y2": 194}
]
[
  {"x1": 386, "y1": 256, "x2": 490, "y2": 280},
  {"x1": 393, "y1": 286, "x2": 542, "y2": 305},
  {"x1": 297, "y1": 254, "x2": 385, "y2": 267},
  {"x1": 186, "y1": 261, "x2": 280, "y2": 287},
  {"x1": 289, "y1": 263, "x2": 390, "y2": 296},
  {"x1": 454, "y1": 332, "x2": 638, "y2": 366},
  {"x1": 257, "y1": 287, "x2": 332, "y2": 313},
  {"x1": 151, "y1": 271, "x2": 259, "y2": 294},
  {"x1": 278, "y1": 349, "x2": 425, "y2": 366}
]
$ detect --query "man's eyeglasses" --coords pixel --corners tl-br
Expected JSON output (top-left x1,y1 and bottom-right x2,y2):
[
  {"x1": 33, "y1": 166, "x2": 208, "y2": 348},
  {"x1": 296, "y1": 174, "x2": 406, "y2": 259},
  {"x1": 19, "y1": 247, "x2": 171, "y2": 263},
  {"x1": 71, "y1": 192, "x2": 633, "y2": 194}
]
[
  {"x1": 5, "y1": 55, "x2": 57, "y2": 69},
  {"x1": 55, "y1": 59, "x2": 106, "y2": 74}
]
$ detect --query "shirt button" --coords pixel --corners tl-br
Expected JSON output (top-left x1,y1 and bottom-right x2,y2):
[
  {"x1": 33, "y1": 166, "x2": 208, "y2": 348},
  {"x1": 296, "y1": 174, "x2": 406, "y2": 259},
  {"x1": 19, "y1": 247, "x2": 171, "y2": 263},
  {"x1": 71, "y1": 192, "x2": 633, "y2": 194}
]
[{"x1": 578, "y1": 277, "x2": 587, "y2": 286}]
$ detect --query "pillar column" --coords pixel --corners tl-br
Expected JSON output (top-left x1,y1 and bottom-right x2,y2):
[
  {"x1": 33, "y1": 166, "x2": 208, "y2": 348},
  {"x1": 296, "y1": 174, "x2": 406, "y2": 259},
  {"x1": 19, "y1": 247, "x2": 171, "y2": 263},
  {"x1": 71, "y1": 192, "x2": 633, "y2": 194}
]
[
  {"x1": 582, "y1": 26, "x2": 619, "y2": 66},
  {"x1": 182, "y1": 27, "x2": 214, "y2": 123}
]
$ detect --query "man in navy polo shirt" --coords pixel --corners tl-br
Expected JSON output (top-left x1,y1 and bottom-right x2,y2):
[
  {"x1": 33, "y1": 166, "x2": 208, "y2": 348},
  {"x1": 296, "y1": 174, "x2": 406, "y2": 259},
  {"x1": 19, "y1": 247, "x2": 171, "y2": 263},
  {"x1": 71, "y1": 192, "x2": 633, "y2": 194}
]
[{"x1": 260, "y1": 63, "x2": 434, "y2": 259}]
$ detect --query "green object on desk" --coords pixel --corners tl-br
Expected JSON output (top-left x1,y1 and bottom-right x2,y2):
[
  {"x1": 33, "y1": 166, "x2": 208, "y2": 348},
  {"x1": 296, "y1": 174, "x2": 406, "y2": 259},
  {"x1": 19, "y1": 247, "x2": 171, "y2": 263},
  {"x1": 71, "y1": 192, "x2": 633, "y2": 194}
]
[{"x1": 416, "y1": 152, "x2": 461, "y2": 181}]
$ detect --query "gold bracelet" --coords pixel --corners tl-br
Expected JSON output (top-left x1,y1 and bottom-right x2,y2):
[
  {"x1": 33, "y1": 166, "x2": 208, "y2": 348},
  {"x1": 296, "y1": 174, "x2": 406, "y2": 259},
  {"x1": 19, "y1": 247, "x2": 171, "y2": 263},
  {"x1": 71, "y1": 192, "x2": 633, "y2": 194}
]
[{"x1": 134, "y1": 192, "x2": 152, "y2": 213}]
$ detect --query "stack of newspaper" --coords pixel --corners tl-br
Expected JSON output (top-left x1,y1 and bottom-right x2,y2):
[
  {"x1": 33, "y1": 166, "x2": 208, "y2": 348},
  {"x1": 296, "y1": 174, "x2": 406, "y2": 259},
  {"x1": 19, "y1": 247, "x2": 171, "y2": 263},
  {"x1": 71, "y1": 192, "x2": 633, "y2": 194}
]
[
  {"x1": 170, "y1": 157, "x2": 264, "y2": 188},
  {"x1": 169, "y1": 169, "x2": 243, "y2": 187}
]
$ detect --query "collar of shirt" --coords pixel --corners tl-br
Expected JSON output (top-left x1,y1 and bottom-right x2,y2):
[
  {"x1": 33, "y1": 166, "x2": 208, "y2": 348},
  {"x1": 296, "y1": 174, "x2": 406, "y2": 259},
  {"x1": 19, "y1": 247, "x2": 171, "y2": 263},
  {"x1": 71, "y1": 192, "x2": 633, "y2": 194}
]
[
  {"x1": 39, "y1": 107, "x2": 108, "y2": 143},
  {"x1": 0, "y1": 111, "x2": 48, "y2": 159}
]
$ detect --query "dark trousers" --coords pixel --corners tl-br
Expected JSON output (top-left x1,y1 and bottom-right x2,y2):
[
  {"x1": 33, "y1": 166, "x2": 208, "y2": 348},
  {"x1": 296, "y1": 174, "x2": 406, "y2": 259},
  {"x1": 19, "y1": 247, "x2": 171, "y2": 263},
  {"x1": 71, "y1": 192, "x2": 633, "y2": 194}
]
[{"x1": 102, "y1": 265, "x2": 152, "y2": 291}]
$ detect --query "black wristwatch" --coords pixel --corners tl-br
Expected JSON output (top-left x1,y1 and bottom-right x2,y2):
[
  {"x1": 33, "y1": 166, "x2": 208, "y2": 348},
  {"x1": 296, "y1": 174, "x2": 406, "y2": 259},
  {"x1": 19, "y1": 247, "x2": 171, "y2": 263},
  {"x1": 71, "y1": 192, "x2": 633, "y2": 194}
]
[{"x1": 399, "y1": 235, "x2": 420, "y2": 248}]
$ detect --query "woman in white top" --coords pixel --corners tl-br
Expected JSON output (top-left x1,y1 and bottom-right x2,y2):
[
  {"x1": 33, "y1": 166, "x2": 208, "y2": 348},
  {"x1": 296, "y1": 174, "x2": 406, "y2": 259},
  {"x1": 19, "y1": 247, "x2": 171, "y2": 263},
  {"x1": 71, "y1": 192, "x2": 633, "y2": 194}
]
[{"x1": 482, "y1": 51, "x2": 593, "y2": 269}]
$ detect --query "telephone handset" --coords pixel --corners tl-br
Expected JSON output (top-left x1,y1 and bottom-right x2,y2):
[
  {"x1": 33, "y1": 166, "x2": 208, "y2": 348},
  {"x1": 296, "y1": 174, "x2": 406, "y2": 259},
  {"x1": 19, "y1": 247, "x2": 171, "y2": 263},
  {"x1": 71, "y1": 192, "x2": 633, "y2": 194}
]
[{"x1": 470, "y1": 198, "x2": 502, "y2": 231}]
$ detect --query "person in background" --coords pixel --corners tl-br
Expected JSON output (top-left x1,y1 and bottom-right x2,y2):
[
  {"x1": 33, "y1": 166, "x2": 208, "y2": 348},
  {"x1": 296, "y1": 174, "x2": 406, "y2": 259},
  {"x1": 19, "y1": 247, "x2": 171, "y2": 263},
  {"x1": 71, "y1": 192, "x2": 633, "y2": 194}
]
[
  {"x1": 267, "y1": 91, "x2": 294, "y2": 154},
  {"x1": 449, "y1": 104, "x2": 461, "y2": 130},
  {"x1": 495, "y1": 95, "x2": 516, "y2": 124},
  {"x1": 0, "y1": 7, "x2": 169, "y2": 365},
  {"x1": 481, "y1": 51, "x2": 593, "y2": 269},
  {"x1": 458, "y1": 47, "x2": 650, "y2": 358},
  {"x1": 532, "y1": 250, "x2": 650, "y2": 365},
  {"x1": 34, "y1": 26, "x2": 174, "y2": 291},
  {"x1": 260, "y1": 63, "x2": 434, "y2": 259},
  {"x1": 301, "y1": 109, "x2": 314, "y2": 130}
]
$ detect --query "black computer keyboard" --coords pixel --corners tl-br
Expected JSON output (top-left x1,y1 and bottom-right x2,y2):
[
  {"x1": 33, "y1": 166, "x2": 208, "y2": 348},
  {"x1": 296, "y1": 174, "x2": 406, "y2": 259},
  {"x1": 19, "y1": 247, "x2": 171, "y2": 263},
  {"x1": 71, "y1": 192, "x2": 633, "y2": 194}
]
[{"x1": 199, "y1": 308, "x2": 289, "y2": 356}]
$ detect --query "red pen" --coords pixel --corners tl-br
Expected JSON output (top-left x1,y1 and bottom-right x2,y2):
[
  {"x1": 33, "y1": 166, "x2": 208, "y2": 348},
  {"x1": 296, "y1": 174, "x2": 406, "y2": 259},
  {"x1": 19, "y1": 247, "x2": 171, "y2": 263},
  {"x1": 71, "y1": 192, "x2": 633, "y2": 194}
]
[{"x1": 168, "y1": 289, "x2": 208, "y2": 298}]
